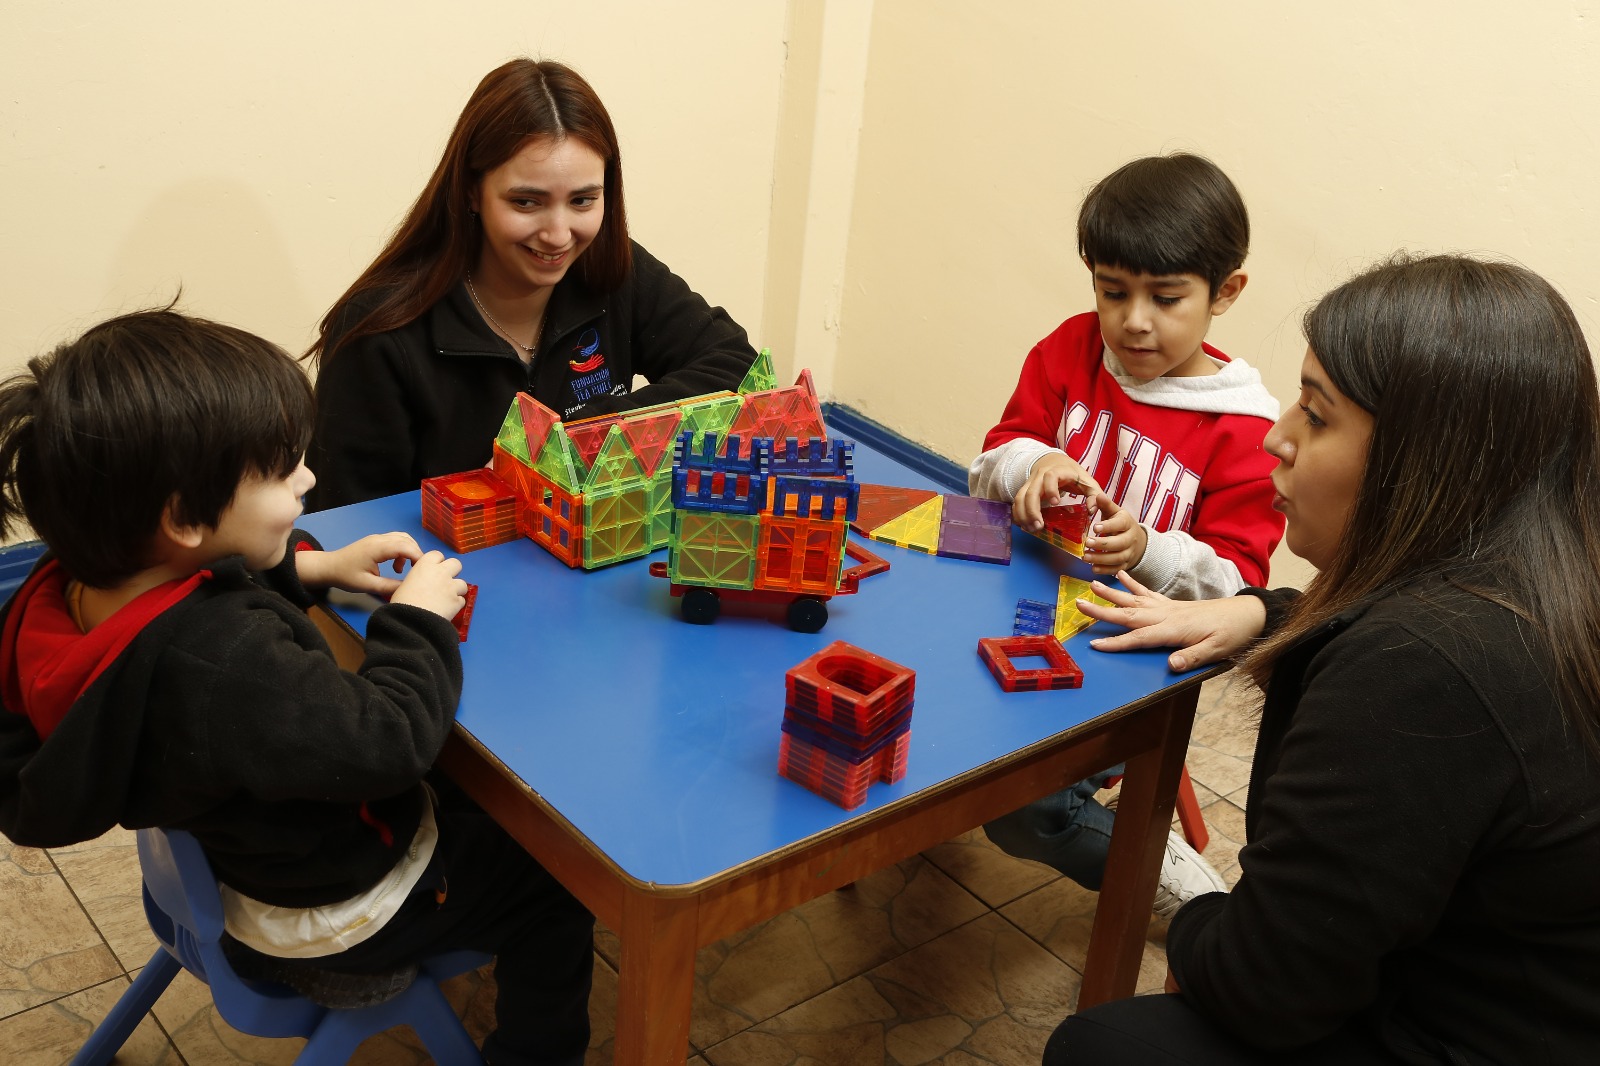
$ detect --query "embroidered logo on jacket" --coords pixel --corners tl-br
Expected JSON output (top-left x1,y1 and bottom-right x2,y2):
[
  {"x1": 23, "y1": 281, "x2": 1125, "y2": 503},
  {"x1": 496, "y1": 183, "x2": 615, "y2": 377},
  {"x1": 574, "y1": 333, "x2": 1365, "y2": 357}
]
[
  {"x1": 568, "y1": 328, "x2": 614, "y2": 403},
  {"x1": 568, "y1": 328, "x2": 605, "y2": 373}
]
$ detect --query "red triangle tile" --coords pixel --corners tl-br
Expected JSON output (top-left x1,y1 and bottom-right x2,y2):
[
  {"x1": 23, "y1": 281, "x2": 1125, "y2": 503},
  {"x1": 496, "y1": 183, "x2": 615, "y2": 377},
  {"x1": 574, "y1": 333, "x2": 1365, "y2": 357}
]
[
  {"x1": 849, "y1": 483, "x2": 941, "y2": 536},
  {"x1": 619, "y1": 408, "x2": 685, "y2": 477}
]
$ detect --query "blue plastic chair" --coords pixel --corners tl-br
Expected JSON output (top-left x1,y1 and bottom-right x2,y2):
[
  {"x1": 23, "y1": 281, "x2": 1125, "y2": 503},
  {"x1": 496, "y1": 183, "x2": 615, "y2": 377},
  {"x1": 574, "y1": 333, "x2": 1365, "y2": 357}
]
[{"x1": 72, "y1": 827, "x2": 489, "y2": 1064}]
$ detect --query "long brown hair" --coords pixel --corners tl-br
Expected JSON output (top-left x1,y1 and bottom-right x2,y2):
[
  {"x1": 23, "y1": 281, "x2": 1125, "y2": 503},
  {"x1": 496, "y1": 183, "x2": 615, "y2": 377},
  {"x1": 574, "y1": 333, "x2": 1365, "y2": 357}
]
[
  {"x1": 1243, "y1": 253, "x2": 1600, "y2": 751},
  {"x1": 307, "y1": 58, "x2": 632, "y2": 365}
]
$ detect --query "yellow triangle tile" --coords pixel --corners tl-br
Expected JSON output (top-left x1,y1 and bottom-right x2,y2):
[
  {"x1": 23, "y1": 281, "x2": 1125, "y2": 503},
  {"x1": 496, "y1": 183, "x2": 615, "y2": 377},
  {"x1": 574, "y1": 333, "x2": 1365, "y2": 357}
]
[
  {"x1": 1055, "y1": 576, "x2": 1111, "y2": 641},
  {"x1": 866, "y1": 495, "x2": 945, "y2": 554}
]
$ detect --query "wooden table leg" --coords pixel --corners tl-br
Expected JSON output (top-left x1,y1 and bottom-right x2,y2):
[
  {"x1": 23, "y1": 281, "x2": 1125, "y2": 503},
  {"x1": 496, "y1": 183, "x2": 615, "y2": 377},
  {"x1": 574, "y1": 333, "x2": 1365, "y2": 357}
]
[
  {"x1": 613, "y1": 888, "x2": 699, "y2": 1066},
  {"x1": 1077, "y1": 688, "x2": 1197, "y2": 1008}
]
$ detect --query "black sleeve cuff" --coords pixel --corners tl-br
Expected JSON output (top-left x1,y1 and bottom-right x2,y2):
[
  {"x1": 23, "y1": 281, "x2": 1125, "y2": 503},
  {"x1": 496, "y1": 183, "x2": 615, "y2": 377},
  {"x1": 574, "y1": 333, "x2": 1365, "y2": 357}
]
[{"x1": 1236, "y1": 587, "x2": 1300, "y2": 638}]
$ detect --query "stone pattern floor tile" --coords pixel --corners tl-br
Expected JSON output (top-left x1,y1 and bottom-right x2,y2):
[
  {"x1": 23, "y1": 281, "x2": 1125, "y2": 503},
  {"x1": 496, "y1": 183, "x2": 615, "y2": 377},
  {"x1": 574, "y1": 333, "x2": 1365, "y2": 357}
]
[
  {"x1": 702, "y1": 913, "x2": 1079, "y2": 1066},
  {"x1": 1199, "y1": 798, "x2": 1248, "y2": 889},
  {"x1": 50, "y1": 826, "x2": 159, "y2": 972},
  {"x1": 998, "y1": 877, "x2": 1170, "y2": 997},
  {"x1": 0, "y1": 975, "x2": 178, "y2": 1066},
  {"x1": 0, "y1": 838, "x2": 122, "y2": 1020},
  {"x1": 920, "y1": 828, "x2": 1059, "y2": 909}
]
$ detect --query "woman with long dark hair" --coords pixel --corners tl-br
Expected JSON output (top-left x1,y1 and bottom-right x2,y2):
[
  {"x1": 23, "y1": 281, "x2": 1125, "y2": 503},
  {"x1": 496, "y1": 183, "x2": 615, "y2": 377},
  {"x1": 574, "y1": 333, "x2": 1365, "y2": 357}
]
[
  {"x1": 1047, "y1": 254, "x2": 1600, "y2": 1064},
  {"x1": 306, "y1": 58, "x2": 757, "y2": 510}
]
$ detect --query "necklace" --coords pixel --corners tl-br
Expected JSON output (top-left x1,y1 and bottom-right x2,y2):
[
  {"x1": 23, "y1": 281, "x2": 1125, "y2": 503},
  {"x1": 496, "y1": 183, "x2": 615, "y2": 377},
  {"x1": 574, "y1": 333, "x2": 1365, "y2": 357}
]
[{"x1": 465, "y1": 273, "x2": 543, "y2": 356}]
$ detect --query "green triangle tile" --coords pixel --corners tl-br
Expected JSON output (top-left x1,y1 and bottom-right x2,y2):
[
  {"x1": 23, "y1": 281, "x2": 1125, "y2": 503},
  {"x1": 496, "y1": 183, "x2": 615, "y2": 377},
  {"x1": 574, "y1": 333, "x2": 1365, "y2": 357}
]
[
  {"x1": 738, "y1": 348, "x2": 778, "y2": 394},
  {"x1": 533, "y1": 425, "x2": 584, "y2": 494},
  {"x1": 680, "y1": 394, "x2": 745, "y2": 449},
  {"x1": 495, "y1": 401, "x2": 530, "y2": 464},
  {"x1": 584, "y1": 424, "x2": 646, "y2": 491}
]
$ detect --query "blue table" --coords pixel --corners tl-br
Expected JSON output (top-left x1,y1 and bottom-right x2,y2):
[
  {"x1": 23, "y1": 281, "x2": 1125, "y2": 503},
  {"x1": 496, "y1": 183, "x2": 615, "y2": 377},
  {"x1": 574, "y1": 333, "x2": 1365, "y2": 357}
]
[{"x1": 303, "y1": 441, "x2": 1215, "y2": 1065}]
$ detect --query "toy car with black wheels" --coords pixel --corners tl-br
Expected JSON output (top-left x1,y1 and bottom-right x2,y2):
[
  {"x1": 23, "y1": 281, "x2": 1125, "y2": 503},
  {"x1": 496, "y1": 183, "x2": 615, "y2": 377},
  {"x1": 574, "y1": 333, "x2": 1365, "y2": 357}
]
[{"x1": 649, "y1": 540, "x2": 887, "y2": 632}]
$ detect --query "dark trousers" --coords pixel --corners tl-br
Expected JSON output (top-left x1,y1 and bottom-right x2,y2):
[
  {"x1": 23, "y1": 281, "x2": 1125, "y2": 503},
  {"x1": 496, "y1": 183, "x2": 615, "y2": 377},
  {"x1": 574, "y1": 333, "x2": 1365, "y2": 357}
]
[
  {"x1": 313, "y1": 787, "x2": 595, "y2": 1066},
  {"x1": 1045, "y1": 994, "x2": 1405, "y2": 1066}
]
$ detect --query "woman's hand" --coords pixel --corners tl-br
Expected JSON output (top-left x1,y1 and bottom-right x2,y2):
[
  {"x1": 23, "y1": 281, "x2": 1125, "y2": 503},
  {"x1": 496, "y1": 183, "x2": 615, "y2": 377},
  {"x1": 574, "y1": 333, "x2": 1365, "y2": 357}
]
[
  {"x1": 1014, "y1": 453, "x2": 1104, "y2": 532},
  {"x1": 296, "y1": 532, "x2": 423, "y2": 597},
  {"x1": 389, "y1": 550, "x2": 469, "y2": 621},
  {"x1": 1082, "y1": 492, "x2": 1148, "y2": 575},
  {"x1": 1079, "y1": 571, "x2": 1268, "y2": 672}
]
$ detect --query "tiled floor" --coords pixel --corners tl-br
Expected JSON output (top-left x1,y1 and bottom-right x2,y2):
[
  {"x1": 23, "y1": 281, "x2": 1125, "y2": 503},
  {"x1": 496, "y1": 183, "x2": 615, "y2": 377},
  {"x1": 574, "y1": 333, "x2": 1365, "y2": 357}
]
[{"x1": 0, "y1": 675, "x2": 1254, "y2": 1065}]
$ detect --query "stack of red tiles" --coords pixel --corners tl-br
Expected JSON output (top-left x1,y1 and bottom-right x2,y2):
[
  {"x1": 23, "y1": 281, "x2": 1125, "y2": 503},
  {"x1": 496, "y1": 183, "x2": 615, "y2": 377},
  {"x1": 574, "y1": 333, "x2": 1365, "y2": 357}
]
[
  {"x1": 778, "y1": 641, "x2": 914, "y2": 810},
  {"x1": 421, "y1": 470, "x2": 519, "y2": 553}
]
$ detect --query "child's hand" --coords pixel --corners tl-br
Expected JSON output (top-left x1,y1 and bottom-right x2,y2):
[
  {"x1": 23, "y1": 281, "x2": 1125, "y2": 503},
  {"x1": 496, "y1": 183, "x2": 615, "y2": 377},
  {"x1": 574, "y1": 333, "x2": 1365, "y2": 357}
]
[
  {"x1": 1082, "y1": 493, "x2": 1148, "y2": 575},
  {"x1": 297, "y1": 533, "x2": 424, "y2": 597},
  {"x1": 1014, "y1": 453, "x2": 1103, "y2": 532},
  {"x1": 389, "y1": 550, "x2": 469, "y2": 622}
]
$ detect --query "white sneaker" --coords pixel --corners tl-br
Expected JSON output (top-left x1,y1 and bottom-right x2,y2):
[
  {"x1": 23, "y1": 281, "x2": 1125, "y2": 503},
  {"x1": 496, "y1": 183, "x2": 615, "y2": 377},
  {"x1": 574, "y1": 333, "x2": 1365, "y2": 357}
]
[{"x1": 1150, "y1": 829, "x2": 1227, "y2": 919}]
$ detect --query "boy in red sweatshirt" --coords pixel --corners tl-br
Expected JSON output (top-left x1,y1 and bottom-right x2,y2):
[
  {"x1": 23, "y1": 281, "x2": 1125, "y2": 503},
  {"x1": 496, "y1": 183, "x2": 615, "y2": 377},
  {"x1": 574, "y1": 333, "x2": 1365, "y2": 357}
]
[{"x1": 972, "y1": 154, "x2": 1283, "y2": 918}]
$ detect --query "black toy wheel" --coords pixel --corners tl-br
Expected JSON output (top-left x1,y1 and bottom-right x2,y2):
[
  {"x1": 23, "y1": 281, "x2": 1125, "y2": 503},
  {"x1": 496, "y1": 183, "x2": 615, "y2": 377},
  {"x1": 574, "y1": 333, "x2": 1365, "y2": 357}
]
[
  {"x1": 681, "y1": 587, "x2": 721, "y2": 625},
  {"x1": 786, "y1": 596, "x2": 829, "y2": 633}
]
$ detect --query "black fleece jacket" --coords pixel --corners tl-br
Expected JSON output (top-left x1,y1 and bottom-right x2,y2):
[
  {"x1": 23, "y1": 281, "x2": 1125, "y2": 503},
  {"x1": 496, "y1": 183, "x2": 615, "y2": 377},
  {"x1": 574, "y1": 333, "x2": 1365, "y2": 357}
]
[
  {"x1": 306, "y1": 240, "x2": 758, "y2": 511},
  {"x1": 1167, "y1": 582, "x2": 1600, "y2": 1064},
  {"x1": 0, "y1": 536, "x2": 462, "y2": 908}
]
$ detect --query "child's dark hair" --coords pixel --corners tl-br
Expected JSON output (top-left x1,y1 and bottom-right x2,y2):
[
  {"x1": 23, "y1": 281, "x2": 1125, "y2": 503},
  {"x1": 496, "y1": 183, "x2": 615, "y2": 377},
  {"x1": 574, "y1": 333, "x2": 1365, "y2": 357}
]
[
  {"x1": 1077, "y1": 153, "x2": 1249, "y2": 297},
  {"x1": 0, "y1": 307, "x2": 315, "y2": 588}
]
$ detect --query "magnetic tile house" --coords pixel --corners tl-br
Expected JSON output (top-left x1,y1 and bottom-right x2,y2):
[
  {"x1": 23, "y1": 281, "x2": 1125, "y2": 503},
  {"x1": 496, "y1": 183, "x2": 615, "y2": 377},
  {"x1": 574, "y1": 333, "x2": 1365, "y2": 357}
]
[{"x1": 428, "y1": 350, "x2": 835, "y2": 570}]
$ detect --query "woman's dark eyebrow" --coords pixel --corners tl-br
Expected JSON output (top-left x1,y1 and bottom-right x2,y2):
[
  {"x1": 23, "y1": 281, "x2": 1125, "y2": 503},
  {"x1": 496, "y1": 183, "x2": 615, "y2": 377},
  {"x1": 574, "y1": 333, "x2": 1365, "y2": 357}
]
[
  {"x1": 1301, "y1": 377, "x2": 1338, "y2": 404},
  {"x1": 505, "y1": 183, "x2": 604, "y2": 196}
]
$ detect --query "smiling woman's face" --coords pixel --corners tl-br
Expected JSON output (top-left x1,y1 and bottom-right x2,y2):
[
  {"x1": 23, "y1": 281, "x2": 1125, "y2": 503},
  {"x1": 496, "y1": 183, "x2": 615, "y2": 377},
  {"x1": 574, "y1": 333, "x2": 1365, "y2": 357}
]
[
  {"x1": 1263, "y1": 348, "x2": 1376, "y2": 571},
  {"x1": 471, "y1": 136, "x2": 607, "y2": 297}
]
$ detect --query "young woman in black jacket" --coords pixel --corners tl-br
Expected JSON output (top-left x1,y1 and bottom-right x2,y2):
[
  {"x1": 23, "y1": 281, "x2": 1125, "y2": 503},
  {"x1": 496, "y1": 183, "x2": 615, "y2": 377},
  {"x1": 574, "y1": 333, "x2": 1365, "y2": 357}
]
[
  {"x1": 1047, "y1": 254, "x2": 1600, "y2": 1065},
  {"x1": 305, "y1": 58, "x2": 758, "y2": 511}
]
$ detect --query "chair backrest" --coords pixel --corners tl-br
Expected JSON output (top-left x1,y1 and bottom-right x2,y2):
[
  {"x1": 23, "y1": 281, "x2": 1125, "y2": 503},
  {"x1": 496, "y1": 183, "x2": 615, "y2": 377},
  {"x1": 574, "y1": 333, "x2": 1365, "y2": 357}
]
[
  {"x1": 137, "y1": 827, "x2": 224, "y2": 962},
  {"x1": 136, "y1": 827, "x2": 324, "y2": 1035}
]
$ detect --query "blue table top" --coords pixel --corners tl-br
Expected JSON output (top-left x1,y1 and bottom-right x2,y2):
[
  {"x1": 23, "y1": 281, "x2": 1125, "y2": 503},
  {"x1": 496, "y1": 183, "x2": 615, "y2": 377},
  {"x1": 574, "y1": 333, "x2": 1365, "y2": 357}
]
[{"x1": 301, "y1": 442, "x2": 1202, "y2": 887}]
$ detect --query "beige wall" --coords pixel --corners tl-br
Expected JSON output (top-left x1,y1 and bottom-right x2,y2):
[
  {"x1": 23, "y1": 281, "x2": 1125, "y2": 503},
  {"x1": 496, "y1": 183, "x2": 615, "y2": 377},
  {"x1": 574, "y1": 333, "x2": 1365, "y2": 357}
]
[
  {"x1": 6, "y1": 1, "x2": 1600, "y2": 587},
  {"x1": 831, "y1": 1, "x2": 1600, "y2": 585},
  {"x1": 0, "y1": 1, "x2": 787, "y2": 362}
]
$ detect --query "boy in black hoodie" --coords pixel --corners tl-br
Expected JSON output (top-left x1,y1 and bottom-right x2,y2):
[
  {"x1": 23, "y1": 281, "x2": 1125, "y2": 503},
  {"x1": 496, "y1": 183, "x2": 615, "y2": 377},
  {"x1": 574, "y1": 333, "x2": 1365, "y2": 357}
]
[{"x1": 0, "y1": 309, "x2": 592, "y2": 1066}]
